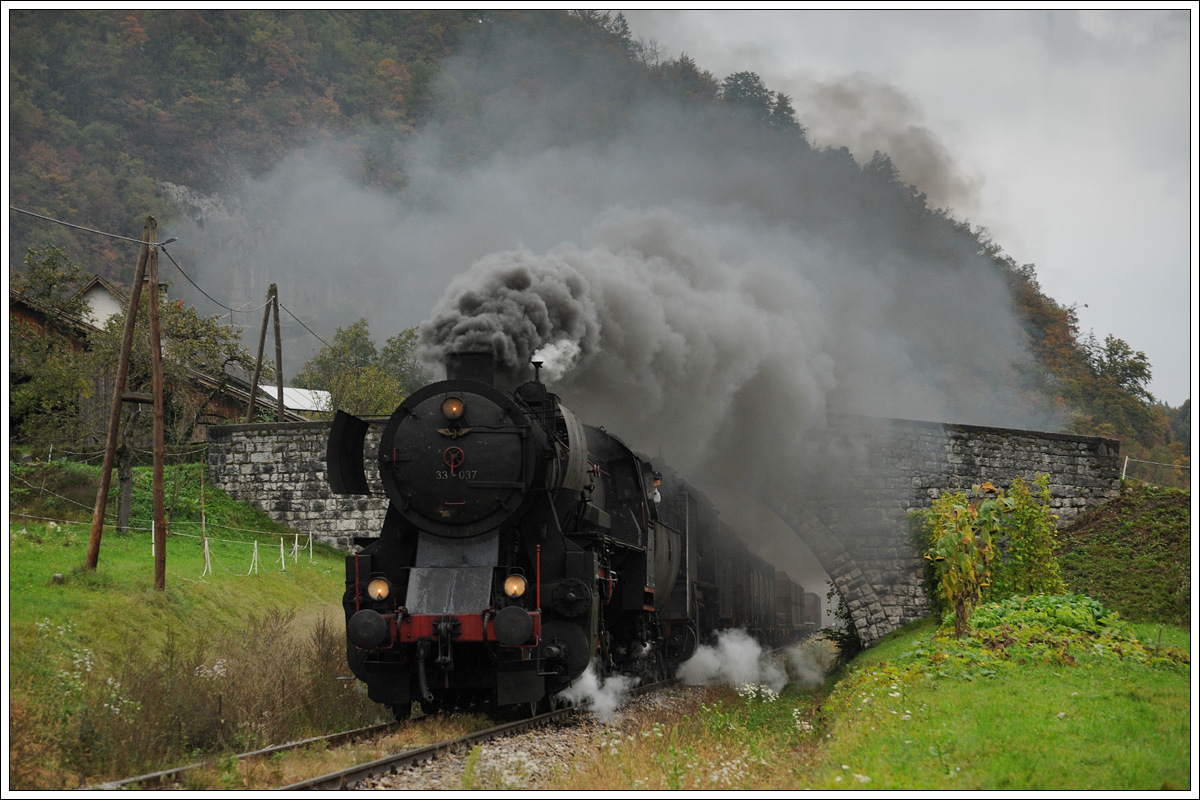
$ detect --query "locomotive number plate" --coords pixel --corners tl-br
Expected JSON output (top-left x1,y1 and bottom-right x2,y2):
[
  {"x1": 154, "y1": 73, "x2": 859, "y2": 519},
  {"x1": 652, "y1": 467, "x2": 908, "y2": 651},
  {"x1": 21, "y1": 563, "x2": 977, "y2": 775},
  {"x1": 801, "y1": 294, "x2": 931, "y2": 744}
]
[{"x1": 434, "y1": 470, "x2": 478, "y2": 480}]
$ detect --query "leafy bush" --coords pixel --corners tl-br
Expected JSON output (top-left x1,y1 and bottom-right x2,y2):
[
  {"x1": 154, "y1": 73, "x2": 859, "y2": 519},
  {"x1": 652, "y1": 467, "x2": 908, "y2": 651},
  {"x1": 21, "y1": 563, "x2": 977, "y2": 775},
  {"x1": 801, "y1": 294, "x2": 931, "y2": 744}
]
[
  {"x1": 987, "y1": 476, "x2": 1065, "y2": 598},
  {"x1": 916, "y1": 475, "x2": 1068, "y2": 637},
  {"x1": 821, "y1": 581, "x2": 863, "y2": 663},
  {"x1": 968, "y1": 594, "x2": 1119, "y2": 635},
  {"x1": 921, "y1": 483, "x2": 1007, "y2": 638}
]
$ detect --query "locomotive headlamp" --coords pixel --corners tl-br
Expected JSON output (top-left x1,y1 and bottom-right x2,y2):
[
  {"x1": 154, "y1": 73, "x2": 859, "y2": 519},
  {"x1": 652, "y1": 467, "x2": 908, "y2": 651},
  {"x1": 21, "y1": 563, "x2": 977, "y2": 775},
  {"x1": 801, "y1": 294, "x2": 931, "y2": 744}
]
[
  {"x1": 503, "y1": 574, "x2": 528, "y2": 598},
  {"x1": 441, "y1": 397, "x2": 465, "y2": 420},
  {"x1": 366, "y1": 578, "x2": 391, "y2": 601}
]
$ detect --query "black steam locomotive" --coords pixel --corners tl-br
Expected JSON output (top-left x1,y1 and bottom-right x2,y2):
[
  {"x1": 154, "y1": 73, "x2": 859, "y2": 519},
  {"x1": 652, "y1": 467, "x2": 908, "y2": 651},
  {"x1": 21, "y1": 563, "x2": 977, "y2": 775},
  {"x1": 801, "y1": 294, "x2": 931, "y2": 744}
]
[{"x1": 327, "y1": 352, "x2": 816, "y2": 718}]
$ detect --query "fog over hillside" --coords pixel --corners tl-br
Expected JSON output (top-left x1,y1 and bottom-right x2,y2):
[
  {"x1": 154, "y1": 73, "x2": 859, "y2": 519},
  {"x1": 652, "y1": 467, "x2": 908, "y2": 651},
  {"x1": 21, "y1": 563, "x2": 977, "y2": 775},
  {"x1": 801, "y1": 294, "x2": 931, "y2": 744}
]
[{"x1": 169, "y1": 21, "x2": 1063, "y2": 605}]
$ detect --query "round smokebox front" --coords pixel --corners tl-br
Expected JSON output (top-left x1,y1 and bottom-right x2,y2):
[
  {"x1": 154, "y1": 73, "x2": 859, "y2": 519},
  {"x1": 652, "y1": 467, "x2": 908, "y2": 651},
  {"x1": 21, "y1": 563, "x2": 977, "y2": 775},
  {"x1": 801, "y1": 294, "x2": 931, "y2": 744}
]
[{"x1": 380, "y1": 384, "x2": 537, "y2": 538}]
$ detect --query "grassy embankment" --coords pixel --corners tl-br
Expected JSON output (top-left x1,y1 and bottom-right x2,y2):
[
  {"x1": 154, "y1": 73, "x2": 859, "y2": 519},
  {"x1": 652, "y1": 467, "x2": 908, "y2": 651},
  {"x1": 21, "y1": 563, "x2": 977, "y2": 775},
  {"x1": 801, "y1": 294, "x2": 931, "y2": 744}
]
[
  {"x1": 8, "y1": 459, "x2": 388, "y2": 789},
  {"x1": 9, "y1": 463, "x2": 1191, "y2": 790},
  {"x1": 541, "y1": 483, "x2": 1192, "y2": 791}
]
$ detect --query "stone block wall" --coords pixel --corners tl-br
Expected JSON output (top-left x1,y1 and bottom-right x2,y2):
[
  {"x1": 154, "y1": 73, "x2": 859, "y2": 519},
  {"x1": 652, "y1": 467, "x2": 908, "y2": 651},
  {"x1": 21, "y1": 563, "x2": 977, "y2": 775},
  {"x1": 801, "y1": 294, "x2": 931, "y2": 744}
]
[
  {"x1": 206, "y1": 420, "x2": 388, "y2": 550},
  {"x1": 206, "y1": 414, "x2": 1121, "y2": 646},
  {"x1": 782, "y1": 415, "x2": 1122, "y2": 644}
]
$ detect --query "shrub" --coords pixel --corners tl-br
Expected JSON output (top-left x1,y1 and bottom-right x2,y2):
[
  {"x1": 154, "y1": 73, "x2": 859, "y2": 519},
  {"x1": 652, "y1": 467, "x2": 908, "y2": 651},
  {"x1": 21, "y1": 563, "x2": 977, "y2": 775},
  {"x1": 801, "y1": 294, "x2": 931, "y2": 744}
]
[
  {"x1": 822, "y1": 581, "x2": 863, "y2": 663},
  {"x1": 922, "y1": 483, "x2": 1008, "y2": 638},
  {"x1": 987, "y1": 476, "x2": 1066, "y2": 598},
  {"x1": 917, "y1": 475, "x2": 1068, "y2": 638}
]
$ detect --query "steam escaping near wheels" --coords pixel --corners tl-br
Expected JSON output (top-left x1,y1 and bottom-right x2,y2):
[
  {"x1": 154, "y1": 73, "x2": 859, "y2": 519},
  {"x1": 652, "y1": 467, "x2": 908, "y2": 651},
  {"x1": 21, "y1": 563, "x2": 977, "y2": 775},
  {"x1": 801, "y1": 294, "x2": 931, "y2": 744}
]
[
  {"x1": 676, "y1": 629, "x2": 787, "y2": 693},
  {"x1": 559, "y1": 661, "x2": 640, "y2": 724}
]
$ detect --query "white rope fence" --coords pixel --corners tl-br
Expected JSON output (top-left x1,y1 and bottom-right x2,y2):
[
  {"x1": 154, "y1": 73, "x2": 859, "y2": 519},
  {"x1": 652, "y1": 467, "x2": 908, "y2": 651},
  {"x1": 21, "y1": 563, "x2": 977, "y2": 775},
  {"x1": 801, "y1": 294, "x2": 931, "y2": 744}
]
[
  {"x1": 1121, "y1": 455, "x2": 1191, "y2": 481},
  {"x1": 12, "y1": 512, "x2": 319, "y2": 578},
  {"x1": 12, "y1": 453, "x2": 339, "y2": 579}
]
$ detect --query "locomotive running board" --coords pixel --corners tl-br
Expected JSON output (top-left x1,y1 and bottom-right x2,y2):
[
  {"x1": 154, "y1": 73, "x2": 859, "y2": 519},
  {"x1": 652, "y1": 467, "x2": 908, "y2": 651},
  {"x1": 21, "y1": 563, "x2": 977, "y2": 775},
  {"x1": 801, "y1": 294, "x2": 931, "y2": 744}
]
[{"x1": 327, "y1": 410, "x2": 371, "y2": 495}]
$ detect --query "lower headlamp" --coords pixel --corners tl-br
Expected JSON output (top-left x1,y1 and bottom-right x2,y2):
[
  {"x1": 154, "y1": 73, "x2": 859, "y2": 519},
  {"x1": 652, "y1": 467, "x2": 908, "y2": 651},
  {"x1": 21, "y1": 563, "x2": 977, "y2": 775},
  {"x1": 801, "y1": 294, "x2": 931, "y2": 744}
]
[
  {"x1": 367, "y1": 578, "x2": 391, "y2": 601},
  {"x1": 503, "y1": 574, "x2": 527, "y2": 598}
]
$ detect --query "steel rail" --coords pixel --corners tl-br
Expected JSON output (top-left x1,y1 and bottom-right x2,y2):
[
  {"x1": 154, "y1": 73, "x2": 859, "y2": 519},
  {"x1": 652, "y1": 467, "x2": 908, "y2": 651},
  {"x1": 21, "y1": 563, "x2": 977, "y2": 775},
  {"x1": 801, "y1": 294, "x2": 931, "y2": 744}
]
[
  {"x1": 88, "y1": 721, "x2": 397, "y2": 790},
  {"x1": 281, "y1": 678, "x2": 675, "y2": 791}
]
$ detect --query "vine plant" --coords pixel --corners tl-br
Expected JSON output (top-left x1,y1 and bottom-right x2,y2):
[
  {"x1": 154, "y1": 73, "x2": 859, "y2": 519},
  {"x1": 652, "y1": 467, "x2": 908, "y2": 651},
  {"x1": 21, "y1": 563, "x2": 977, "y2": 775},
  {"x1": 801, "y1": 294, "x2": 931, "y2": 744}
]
[{"x1": 924, "y1": 482, "x2": 1013, "y2": 638}]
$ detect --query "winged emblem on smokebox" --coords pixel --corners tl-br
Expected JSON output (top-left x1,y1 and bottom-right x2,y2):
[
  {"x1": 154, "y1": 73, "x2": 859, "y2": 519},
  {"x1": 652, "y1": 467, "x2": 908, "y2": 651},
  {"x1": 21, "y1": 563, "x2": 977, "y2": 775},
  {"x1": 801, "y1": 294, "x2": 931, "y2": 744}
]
[{"x1": 437, "y1": 427, "x2": 472, "y2": 439}]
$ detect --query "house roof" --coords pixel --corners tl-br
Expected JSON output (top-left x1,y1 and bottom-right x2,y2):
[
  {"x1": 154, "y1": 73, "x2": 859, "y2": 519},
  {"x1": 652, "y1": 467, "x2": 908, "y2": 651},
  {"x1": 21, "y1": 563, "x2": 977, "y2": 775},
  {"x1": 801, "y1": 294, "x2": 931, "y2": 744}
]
[
  {"x1": 12, "y1": 277, "x2": 308, "y2": 424},
  {"x1": 78, "y1": 274, "x2": 129, "y2": 301}
]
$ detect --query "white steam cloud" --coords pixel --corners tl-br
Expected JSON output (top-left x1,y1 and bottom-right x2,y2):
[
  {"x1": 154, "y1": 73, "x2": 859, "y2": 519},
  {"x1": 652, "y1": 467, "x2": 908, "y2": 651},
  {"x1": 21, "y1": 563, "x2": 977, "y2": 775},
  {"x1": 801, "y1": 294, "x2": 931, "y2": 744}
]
[
  {"x1": 532, "y1": 339, "x2": 582, "y2": 383},
  {"x1": 559, "y1": 661, "x2": 639, "y2": 723},
  {"x1": 676, "y1": 629, "x2": 787, "y2": 693},
  {"x1": 786, "y1": 636, "x2": 839, "y2": 688}
]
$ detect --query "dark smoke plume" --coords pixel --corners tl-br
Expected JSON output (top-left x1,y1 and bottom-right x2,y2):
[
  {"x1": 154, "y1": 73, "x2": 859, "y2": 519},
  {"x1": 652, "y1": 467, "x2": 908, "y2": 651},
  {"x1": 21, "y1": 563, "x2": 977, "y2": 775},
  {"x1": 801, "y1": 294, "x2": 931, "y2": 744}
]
[{"x1": 171, "y1": 16, "x2": 1061, "y2": 597}]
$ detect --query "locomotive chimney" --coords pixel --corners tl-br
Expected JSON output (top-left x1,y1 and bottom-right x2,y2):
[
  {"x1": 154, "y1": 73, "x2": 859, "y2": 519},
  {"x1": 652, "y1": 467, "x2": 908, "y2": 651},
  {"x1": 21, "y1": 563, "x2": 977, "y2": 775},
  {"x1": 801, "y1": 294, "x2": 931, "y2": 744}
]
[{"x1": 446, "y1": 351, "x2": 496, "y2": 386}]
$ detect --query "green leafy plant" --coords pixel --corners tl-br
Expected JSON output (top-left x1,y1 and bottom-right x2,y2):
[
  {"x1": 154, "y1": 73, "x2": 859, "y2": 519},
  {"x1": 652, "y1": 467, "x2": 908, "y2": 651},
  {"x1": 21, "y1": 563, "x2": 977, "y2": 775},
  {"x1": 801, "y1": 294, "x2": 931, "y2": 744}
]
[
  {"x1": 923, "y1": 483, "x2": 1011, "y2": 638},
  {"x1": 822, "y1": 581, "x2": 863, "y2": 662},
  {"x1": 919, "y1": 475, "x2": 1071, "y2": 637},
  {"x1": 988, "y1": 475, "x2": 1066, "y2": 598},
  {"x1": 968, "y1": 593, "x2": 1122, "y2": 635}
]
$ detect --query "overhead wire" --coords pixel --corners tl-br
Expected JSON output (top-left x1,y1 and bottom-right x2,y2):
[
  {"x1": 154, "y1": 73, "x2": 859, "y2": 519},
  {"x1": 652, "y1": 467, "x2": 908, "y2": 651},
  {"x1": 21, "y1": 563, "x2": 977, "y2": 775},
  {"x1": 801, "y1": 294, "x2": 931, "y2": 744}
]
[
  {"x1": 9, "y1": 206, "x2": 177, "y2": 247},
  {"x1": 9, "y1": 205, "x2": 335, "y2": 352},
  {"x1": 279, "y1": 301, "x2": 334, "y2": 350}
]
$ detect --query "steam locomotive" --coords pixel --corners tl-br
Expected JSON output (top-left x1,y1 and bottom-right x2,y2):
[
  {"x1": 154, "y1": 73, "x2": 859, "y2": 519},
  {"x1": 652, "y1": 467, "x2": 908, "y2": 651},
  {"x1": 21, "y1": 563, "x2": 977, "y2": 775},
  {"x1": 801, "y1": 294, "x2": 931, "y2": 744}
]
[{"x1": 328, "y1": 352, "x2": 817, "y2": 719}]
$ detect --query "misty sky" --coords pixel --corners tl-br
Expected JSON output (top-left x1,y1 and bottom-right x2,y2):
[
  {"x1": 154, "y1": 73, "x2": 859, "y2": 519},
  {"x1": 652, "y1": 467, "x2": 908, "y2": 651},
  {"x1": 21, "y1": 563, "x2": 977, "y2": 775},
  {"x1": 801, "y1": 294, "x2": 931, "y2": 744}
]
[{"x1": 626, "y1": 9, "x2": 1195, "y2": 405}]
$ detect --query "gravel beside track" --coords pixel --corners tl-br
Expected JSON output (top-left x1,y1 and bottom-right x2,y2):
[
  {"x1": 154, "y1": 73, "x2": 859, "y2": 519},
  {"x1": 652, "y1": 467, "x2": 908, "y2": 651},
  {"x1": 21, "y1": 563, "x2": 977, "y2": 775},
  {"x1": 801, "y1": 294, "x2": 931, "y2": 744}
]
[{"x1": 361, "y1": 687, "x2": 707, "y2": 790}]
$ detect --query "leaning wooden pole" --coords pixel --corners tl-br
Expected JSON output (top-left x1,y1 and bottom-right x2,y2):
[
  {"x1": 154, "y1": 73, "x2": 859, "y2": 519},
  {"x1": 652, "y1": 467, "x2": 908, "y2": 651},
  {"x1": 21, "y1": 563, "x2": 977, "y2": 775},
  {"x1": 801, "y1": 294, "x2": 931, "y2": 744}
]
[
  {"x1": 271, "y1": 284, "x2": 284, "y2": 422},
  {"x1": 148, "y1": 238, "x2": 168, "y2": 590},
  {"x1": 245, "y1": 286, "x2": 273, "y2": 423},
  {"x1": 86, "y1": 218, "x2": 153, "y2": 570}
]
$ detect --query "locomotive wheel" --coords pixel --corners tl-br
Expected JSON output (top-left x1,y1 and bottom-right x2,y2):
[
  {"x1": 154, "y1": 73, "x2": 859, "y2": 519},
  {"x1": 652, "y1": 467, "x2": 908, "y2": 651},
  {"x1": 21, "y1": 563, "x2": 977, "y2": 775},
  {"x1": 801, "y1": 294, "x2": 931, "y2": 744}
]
[{"x1": 390, "y1": 702, "x2": 412, "y2": 722}]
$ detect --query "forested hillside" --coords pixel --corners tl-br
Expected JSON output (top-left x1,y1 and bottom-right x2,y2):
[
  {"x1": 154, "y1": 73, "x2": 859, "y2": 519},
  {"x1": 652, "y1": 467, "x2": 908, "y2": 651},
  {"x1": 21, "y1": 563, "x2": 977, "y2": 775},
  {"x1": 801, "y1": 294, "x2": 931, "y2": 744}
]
[{"x1": 8, "y1": 10, "x2": 1188, "y2": 485}]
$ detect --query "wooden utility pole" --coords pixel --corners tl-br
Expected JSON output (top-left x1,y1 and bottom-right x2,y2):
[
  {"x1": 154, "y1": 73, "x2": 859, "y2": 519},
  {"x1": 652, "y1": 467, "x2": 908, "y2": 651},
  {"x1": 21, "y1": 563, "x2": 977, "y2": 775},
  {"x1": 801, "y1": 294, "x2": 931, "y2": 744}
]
[
  {"x1": 272, "y1": 284, "x2": 284, "y2": 422},
  {"x1": 245, "y1": 284, "x2": 276, "y2": 423},
  {"x1": 148, "y1": 241, "x2": 167, "y2": 590},
  {"x1": 87, "y1": 218, "x2": 153, "y2": 570}
]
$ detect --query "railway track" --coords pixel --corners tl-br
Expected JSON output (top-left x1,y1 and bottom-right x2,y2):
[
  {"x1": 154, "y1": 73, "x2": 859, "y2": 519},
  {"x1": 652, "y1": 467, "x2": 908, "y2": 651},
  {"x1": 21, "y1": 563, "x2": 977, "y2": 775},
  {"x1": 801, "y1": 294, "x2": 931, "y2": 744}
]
[
  {"x1": 282, "y1": 704, "x2": 579, "y2": 790},
  {"x1": 287, "y1": 678, "x2": 678, "y2": 791},
  {"x1": 89, "y1": 721, "x2": 398, "y2": 790},
  {"x1": 92, "y1": 679, "x2": 673, "y2": 791}
]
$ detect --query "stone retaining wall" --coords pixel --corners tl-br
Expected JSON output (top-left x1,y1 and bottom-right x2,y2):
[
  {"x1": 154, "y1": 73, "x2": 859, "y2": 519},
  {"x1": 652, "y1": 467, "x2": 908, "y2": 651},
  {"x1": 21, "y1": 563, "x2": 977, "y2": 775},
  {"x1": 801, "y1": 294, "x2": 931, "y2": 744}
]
[
  {"x1": 206, "y1": 420, "x2": 388, "y2": 551},
  {"x1": 776, "y1": 415, "x2": 1121, "y2": 645},
  {"x1": 206, "y1": 414, "x2": 1121, "y2": 644}
]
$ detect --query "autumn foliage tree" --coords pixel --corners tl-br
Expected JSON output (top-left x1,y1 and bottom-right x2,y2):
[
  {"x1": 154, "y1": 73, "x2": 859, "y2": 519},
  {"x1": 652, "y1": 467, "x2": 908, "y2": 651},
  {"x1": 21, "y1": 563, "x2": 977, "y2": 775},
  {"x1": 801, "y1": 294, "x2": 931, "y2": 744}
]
[
  {"x1": 8, "y1": 9, "x2": 1186, "y2": 485},
  {"x1": 89, "y1": 292, "x2": 260, "y2": 443},
  {"x1": 291, "y1": 320, "x2": 429, "y2": 417},
  {"x1": 9, "y1": 247, "x2": 95, "y2": 447}
]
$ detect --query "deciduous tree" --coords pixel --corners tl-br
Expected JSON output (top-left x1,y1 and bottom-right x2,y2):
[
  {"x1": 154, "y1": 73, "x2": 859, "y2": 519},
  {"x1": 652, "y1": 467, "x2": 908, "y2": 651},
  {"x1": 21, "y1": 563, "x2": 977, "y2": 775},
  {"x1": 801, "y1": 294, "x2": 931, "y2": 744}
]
[{"x1": 292, "y1": 319, "x2": 429, "y2": 417}]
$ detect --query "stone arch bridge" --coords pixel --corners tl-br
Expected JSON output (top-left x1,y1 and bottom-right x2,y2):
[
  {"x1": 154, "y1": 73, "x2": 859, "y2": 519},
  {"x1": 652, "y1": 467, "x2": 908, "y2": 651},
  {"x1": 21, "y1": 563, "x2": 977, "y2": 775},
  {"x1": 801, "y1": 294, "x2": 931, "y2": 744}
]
[{"x1": 207, "y1": 414, "x2": 1120, "y2": 646}]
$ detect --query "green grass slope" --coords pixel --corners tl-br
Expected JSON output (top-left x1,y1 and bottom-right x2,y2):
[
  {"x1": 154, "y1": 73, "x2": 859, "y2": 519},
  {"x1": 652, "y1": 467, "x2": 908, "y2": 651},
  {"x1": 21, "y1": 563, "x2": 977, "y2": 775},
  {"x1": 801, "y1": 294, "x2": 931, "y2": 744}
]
[
  {"x1": 7, "y1": 459, "x2": 379, "y2": 789},
  {"x1": 1056, "y1": 483, "x2": 1190, "y2": 625},
  {"x1": 806, "y1": 614, "x2": 1190, "y2": 791}
]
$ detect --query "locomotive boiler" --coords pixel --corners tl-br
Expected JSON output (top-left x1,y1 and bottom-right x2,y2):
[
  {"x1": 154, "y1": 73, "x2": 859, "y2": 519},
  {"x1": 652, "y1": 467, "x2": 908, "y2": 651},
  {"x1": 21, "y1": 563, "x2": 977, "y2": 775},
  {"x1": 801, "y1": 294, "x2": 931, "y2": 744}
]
[{"x1": 327, "y1": 351, "x2": 816, "y2": 718}]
